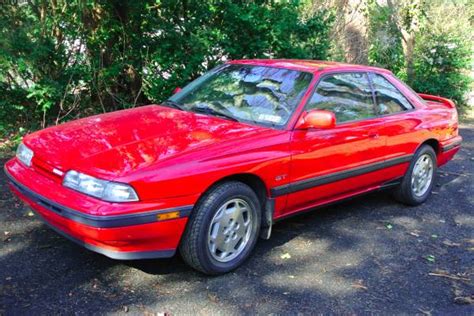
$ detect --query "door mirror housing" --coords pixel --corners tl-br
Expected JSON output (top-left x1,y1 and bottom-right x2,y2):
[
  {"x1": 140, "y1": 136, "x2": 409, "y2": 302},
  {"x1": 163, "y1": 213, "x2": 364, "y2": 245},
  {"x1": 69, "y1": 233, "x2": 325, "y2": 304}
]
[{"x1": 295, "y1": 109, "x2": 336, "y2": 130}]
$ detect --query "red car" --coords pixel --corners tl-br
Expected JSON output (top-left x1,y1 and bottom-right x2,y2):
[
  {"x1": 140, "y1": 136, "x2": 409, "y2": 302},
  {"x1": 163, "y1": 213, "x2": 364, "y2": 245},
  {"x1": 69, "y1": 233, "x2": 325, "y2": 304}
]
[{"x1": 5, "y1": 60, "x2": 461, "y2": 274}]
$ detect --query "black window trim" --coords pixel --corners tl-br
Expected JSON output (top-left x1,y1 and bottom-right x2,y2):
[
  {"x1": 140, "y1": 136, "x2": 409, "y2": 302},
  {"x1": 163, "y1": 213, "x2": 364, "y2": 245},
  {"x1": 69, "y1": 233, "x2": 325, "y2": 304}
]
[
  {"x1": 298, "y1": 70, "x2": 379, "y2": 127},
  {"x1": 294, "y1": 70, "x2": 418, "y2": 129}
]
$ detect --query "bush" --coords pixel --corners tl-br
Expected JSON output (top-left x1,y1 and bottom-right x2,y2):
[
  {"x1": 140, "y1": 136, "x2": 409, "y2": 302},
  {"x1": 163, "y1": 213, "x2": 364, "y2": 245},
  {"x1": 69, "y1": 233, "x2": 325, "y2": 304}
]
[
  {"x1": 366, "y1": 2, "x2": 405, "y2": 76},
  {"x1": 0, "y1": 0, "x2": 334, "y2": 138},
  {"x1": 142, "y1": 1, "x2": 334, "y2": 104},
  {"x1": 364, "y1": 0, "x2": 472, "y2": 108},
  {"x1": 410, "y1": 33, "x2": 472, "y2": 108}
]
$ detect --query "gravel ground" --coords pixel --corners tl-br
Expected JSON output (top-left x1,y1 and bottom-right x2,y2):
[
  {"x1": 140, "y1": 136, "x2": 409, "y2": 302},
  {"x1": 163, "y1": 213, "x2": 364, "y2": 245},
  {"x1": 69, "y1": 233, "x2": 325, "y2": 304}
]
[{"x1": 0, "y1": 121, "x2": 473, "y2": 315}]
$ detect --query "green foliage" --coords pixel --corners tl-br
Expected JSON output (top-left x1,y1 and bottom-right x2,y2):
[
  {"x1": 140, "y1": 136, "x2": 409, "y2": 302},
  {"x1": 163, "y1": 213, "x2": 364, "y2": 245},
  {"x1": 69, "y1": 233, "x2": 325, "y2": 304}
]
[
  {"x1": 365, "y1": 0, "x2": 472, "y2": 108},
  {"x1": 142, "y1": 1, "x2": 334, "y2": 103},
  {"x1": 0, "y1": 0, "x2": 471, "y2": 143},
  {"x1": 366, "y1": 1, "x2": 405, "y2": 75},
  {"x1": 0, "y1": 0, "x2": 334, "y2": 138},
  {"x1": 410, "y1": 33, "x2": 472, "y2": 107}
]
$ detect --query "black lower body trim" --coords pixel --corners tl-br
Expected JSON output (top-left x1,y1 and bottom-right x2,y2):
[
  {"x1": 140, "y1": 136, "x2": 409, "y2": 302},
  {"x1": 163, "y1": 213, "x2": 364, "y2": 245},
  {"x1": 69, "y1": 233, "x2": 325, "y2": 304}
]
[
  {"x1": 5, "y1": 167, "x2": 193, "y2": 228},
  {"x1": 271, "y1": 155, "x2": 413, "y2": 197},
  {"x1": 442, "y1": 140, "x2": 462, "y2": 152},
  {"x1": 35, "y1": 210, "x2": 176, "y2": 260},
  {"x1": 274, "y1": 177, "x2": 403, "y2": 223},
  {"x1": 379, "y1": 177, "x2": 402, "y2": 189}
]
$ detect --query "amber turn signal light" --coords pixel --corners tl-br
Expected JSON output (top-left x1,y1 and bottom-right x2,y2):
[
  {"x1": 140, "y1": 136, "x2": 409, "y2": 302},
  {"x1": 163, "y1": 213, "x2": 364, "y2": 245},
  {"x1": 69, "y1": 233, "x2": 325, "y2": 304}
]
[{"x1": 156, "y1": 211, "x2": 180, "y2": 221}]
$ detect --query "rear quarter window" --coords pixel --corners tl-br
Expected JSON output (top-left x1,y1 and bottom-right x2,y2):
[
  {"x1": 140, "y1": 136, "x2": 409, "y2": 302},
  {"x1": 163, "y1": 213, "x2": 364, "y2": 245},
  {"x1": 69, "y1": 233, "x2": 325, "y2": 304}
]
[{"x1": 370, "y1": 74, "x2": 414, "y2": 115}]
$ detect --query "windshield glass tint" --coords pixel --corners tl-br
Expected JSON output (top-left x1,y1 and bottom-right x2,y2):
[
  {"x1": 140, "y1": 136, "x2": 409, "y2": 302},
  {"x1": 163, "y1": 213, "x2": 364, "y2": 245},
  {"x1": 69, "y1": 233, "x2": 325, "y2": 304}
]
[{"x1": 169, "y1": 64, "x2": 313, "y2": 127}]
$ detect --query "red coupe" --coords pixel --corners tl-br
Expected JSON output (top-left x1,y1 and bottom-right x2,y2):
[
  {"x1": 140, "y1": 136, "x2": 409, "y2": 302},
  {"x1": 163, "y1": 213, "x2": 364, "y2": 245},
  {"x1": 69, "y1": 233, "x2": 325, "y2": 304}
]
[{"x1": 5, "y1": 60, "x2": 461, "y2": 274}]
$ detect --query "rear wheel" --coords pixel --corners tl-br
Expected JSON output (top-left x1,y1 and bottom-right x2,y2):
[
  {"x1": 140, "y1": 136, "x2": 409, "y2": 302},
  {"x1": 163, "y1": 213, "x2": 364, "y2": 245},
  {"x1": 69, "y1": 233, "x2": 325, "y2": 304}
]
[
  {"x1": 393, "y1": 145, "x2": 437, "y2": 205},
  {"x1": 180, "y1": 181, "x2": 261, "y2": 275}
]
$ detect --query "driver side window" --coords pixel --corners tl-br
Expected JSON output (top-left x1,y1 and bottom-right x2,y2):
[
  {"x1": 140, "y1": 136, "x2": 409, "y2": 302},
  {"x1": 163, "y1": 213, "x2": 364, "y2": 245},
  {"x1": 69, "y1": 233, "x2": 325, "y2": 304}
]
[{"x1": 305, "y1": 72, "x2": 376, "y2": 123}]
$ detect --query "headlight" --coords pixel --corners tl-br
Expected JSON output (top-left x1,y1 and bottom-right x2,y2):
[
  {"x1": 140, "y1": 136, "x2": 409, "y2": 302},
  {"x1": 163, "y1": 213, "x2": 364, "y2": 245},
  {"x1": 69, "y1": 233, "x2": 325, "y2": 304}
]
[
  {"x1": 16, "y1": 143, "x2": 34, "y2": 167},
  {"x1": 63, "y1": 170, "x2": 139, "y2": 202}
]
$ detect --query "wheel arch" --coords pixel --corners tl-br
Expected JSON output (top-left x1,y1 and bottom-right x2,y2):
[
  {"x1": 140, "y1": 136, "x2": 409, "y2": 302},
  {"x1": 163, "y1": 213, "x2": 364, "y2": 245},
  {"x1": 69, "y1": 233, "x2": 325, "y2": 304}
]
[
  {"x1": 417, "y1": 138, "x2": 440, "y2": 155},
  {"x1": 198, "y1": 173, "x2": 274, "y2": 239},
  {"x1": 207, "y1": 173, "x2": 270, "y2": 208}
]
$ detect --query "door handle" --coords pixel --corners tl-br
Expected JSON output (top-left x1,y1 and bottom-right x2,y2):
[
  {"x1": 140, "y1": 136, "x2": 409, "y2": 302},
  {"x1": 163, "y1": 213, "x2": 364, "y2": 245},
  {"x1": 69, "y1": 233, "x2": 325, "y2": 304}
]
[{"x1": 368, "y1": 132, "x2": 379, "y2": 139}]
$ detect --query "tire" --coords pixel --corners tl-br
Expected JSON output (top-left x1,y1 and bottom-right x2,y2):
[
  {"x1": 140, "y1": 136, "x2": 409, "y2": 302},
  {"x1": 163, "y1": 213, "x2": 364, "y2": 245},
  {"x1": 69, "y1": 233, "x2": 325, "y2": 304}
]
[
  {"x1": 393, "y1": 145, "x2": 437, "y2": 206},
  {"x1": 179, "y1": 181, "x2": 261, "y2": 275}
]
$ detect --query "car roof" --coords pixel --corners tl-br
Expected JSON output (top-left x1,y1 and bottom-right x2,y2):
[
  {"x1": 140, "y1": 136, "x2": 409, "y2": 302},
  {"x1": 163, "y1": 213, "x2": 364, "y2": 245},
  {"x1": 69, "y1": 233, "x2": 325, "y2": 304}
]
[{"x1": 227, "y1": 59, "x2": 392, "y2": 74}]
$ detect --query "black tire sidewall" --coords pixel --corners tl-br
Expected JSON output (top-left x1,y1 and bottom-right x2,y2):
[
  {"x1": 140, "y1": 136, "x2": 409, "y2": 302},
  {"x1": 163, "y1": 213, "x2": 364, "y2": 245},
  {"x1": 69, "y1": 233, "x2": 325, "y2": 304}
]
[
  {"x1": 195, "y1": 183, "x2": 261, "y2": 274},
  {"x1": 404, "y1": 145, "x2": 437, "y2": 204}
]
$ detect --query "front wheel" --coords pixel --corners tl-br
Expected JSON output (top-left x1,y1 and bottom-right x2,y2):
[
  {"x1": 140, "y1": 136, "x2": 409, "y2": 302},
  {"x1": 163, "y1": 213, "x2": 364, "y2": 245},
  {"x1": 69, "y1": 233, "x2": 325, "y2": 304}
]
[
  {"x1": 393, "y1": 145, "x2": 437, "y2": 206},
  {"x1": 179, "y1": 181, "x2": 261, "y2": 275}
]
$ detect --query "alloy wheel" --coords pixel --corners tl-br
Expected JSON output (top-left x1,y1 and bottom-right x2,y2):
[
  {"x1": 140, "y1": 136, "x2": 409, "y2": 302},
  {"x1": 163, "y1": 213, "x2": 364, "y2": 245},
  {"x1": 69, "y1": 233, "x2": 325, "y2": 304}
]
[
  {"x1": 411, "y1": 153, "x2": 434, "y2": 197},
  {"x1": 207, "y1": 198, "x2": 256, "y2": 263}
]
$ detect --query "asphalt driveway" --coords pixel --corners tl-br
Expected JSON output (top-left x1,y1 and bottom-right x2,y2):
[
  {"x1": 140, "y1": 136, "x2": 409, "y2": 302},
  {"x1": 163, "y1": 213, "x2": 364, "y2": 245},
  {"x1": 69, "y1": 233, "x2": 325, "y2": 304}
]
[{"x1": 1, "y1": 121, "x2": 473, "y2": 315}]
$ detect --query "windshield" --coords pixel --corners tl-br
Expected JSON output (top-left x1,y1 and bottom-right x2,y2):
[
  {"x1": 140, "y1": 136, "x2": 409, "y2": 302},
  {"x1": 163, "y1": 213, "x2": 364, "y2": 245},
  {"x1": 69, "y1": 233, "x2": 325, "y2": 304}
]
[{"x1": 168, "y1": 64, "x2": 313, "y2": 127}]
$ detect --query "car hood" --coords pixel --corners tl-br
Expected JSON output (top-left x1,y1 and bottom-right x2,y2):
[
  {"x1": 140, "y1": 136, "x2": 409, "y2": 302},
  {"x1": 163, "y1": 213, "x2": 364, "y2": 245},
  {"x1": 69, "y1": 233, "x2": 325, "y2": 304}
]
[{"x1": 24, "y1": 105, "x2": 271, "y2": 178}]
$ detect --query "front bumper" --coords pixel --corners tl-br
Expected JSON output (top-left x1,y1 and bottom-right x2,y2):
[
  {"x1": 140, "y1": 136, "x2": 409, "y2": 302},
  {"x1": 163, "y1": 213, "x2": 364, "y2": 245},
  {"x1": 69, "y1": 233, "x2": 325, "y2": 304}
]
[{"x1": 4, "y1": 159, "x2": 195, "y2": 260}]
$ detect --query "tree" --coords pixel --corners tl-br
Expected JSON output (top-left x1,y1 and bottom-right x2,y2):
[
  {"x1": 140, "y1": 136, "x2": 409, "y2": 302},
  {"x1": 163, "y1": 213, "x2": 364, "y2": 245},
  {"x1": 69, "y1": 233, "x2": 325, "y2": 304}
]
[
  {"x1": 386, "y1": 0, "x2": 425, "y2": 84},
  {"x1": 0, "y1": 0, "x2": 334, "y2": 137}
]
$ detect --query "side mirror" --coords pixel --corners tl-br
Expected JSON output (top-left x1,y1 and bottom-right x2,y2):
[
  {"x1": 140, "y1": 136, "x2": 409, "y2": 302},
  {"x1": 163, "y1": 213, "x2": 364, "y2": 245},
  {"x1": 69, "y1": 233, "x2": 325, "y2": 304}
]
[
  {"x1": 173, "y1": 87, "x2": 182, "y2": 94},
  {"x1": 295, "y1": 109, "x2": 336, "y2": 130}
]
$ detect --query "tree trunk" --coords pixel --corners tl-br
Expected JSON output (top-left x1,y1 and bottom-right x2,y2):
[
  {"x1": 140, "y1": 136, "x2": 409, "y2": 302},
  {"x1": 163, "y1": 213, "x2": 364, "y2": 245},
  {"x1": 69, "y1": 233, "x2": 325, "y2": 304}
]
[
  {"x1": 403, "y1": 33, "x2": 416, "y2": 84},
  {"x1": 387, "y1": 0, "x2": 422, "y2": 83}
]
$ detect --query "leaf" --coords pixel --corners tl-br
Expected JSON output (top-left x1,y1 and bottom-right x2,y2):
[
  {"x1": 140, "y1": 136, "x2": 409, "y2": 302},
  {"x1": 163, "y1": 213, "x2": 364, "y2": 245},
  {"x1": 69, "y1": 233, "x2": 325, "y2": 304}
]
[
  {"x1": 431, "y1": 234, "x2": 438, "y2": 238},
  {"x1": 351, "y1": 283, "x2": 368, "y2": 290},
  {"x1": 280, "y1": 253, "x2": 291, "y2": 259},
  {"x1": 386, "y1": 223, "x2": 393, "y2": 229},
  {"x1": 208, "y1": 293, "x2": 219, "y2": 303},
  {"x1": 426, "y1": 255, "x2": 436, "y2": 263},
  {"x1": 454, "y1": 296, "x2": 474, "y2": 305}
]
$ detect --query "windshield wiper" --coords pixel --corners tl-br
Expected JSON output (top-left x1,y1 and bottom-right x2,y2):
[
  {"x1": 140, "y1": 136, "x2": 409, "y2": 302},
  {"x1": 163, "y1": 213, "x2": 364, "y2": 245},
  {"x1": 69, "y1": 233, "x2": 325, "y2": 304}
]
[
  {"x1": 192, "y1": 106, "x2": 239, "y2": 122},
  {"x1": 162, "y1": 100, "x2": 184, "y2": 111}
]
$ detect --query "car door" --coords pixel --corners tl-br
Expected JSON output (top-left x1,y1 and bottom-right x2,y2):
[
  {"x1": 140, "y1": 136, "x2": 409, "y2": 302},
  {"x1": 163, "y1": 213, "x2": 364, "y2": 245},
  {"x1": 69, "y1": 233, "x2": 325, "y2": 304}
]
[
  {"x1": 369, "y1": 72, "x2": 421, "y2": 163},
  {"x1": 276, "y1": 71, "x2": 389, "y2": 216}
]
